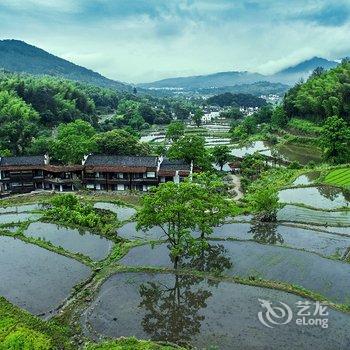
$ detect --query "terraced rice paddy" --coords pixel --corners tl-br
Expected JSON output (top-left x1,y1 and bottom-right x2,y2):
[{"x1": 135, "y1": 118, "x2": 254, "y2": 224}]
[
  {"x1": 0, "y1": 236, "x2": 91, "y2": 316},
  {"x1": 277, "y1": 205, "x2": 350, "y2": 226},
  {"x1": 324, "y1": 168, "x2": 350, "y2": 188},
  {"x1": 278, "y1": 186, "x2": 349, "y2": 209},
  {"x1": 24, "y1": 222, "x2": 113, "y2": 260},
  {"x1": 119, "y1": 241, "x2": 350, "y2": 303},
  {"x1": 82, "y1": 272, "x2": 350, "y2": 350},
  {"x1": 93, "y1": 202, "x2": 136, "y2": 221}
]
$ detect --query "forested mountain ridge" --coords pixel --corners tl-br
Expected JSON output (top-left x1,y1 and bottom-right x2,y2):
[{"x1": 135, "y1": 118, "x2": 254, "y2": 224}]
[
  {"x1": 207, "y1": 92, "x2": 267, "y2": 108},
  {"x1": 283, "y1": 60, "x2": 350, "y2": 123},
  {"x1": 0, "y1": 40, "x2": 130, "y2": 91}
]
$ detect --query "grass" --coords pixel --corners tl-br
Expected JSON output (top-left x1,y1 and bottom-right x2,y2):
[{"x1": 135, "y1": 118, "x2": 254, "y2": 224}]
[
  {"x1": 324, "y1": 168, "x2": 350, "y2": 189},
  {"x1": 0, "y1": 297, "x2": 72, "y2": 349},
  {"x1": 84, "y1": 338, "x2": 182, "y2": 350}
]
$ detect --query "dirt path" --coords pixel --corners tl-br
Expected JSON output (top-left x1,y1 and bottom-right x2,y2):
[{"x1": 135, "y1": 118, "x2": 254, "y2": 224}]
[{"x1": 223, "y1": 174, "x2": 243, "y2": 200}]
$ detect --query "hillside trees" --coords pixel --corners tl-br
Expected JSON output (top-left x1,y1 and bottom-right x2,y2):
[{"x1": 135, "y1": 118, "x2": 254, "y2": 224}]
[
  {"x1": 320, "y1": 115, "x2": 350, "y2": 164},
  {"x1": 51, "y1": 119, "x2": 97, "y2": 164},
  {"x1": 94, "y1": 129, "x2": 150, "y2": 156},
  {"x1": 283, "y1": 61, "x2": 350, "y2": 123},
  {"x1": 0, "y1": 75, "x2": 96, "y2": 126},
  {"x1": 0, "y1": 90, "x2": 40, "y2": 154}
]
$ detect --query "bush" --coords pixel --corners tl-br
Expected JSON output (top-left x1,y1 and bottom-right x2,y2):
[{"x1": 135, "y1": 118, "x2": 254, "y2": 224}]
[{"x1": 44, "y1": 194, "x2": 118, "y2": 237}]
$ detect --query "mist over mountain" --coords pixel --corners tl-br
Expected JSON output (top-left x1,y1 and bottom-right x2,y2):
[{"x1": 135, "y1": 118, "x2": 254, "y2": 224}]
[
  {"x1": 139, "y1": 56, "x2": 340, "y2": 92},
  {"x1": 0, "y1": 40, "x2": 130, "y2": 91}
]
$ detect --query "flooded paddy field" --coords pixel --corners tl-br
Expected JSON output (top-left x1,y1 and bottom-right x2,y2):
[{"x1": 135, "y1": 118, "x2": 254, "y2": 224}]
[
  {"x1": 0, "y1": 203, "x2": 43, "y2": 214},
  {"x1": 0, "y1": 212, "x2": 41, "y2": 224},
  {"x1": 24, "y1": 222, "x2": 113, "y2": 260},
  {"x1": 278, "y1": 205, "x2": 350, "y2": 226},
  {"x1": 0, "y1": 235, "x2": 91, "y2": 316},
  {"x1": 278, "y1": 186, "x2": 349, "y2": 209},
  {"x1": 119, "y1": 241, "x2": 350, "y2": 303},
  {"x1": 93, "y1": 202, "x2": 136, "y2": 221},
  {"x1": 210, "y1": 222, "x2": 350, "y2": 256},
  {"x1": 82, "y1": 272, "x2": 350, "y2": 350},
  {"x1": 229, "y1": 141, "x2": 322, "y2": 165},
  {"x1": 117, "y1": 221, "x2": 165, "y2": 240},
  {"x1": 292, "y1": 172, "x2": 321, "y2": 186}
]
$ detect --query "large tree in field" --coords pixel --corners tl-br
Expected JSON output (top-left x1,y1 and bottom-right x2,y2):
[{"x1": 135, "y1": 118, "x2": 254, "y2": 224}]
[
  {"x1": 167, "y1": 135, "x2": 212, "y2": 170},
  {"x1": 94, "y1": 129, "x2": 150, "y2": 156},
  {"x1": 192, "y1": 109, "x2": 204, "y2": 127},
  {"x1": 52, "y1": 119, "x2": 96, "y2": 164},
  {"x1": 136, "y1": 174, "x2": 233, "y2": 264},
  {"x1": 212, "y1": 145, "x2": 230, "y2": 171},
  {"x1": 320, "y1": 115, "x2": 350, "y2": 164},
  {"x1": 0, "y1": 90, "x2": 40, "y2": 155},
  {"x1": 166, "y1": 121, "x2": 185, "y2": 142}
]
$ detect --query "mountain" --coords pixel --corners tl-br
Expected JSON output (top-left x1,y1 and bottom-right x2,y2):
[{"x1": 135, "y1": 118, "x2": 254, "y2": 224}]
[
  {"x1": 0, "y1": 39, "x2": 130, "y2": 91},
  {"x1": 139, "y1": 56, "x2": 340, "y2": 92},
  {"x1": 278, "y1": 57, "x2": 338, "y2": 75},
  {"x1": 139, "y1": 71, "x2": 266, "y2": 89},
  {"x1": 270, "y1": 57, "x2": 338, "y2": 85}
]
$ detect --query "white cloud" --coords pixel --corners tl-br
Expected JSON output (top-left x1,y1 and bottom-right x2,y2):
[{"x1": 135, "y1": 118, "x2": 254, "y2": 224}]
[{"x1": 0, "y1": 0, "x2": 350, "y2": 82}]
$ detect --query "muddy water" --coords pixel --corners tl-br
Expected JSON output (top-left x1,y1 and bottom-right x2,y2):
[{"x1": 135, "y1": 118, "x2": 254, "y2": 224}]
[
  {"x1": 83, "y1": 272, "x2": 350, "y2": 350},
  {"x1": 119, "y1": 241, "x2": 350, "y2": 303},
  {"x1": 24, "y1": 222, "x2": 112, "y2": 260},
  {"x1": 0, "y1": 236, "x2": 91, "y2": 316}
]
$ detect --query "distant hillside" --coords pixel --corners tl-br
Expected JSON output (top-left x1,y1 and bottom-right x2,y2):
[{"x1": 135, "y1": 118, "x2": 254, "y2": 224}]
[
  {"x1": 270, "y1": 57, "x2": 338, "y2": 85},
  {"x1": 197, "y1": 81, "x2": 289, "y2": 96},
  {"x1": 140, "y1": 56, "x2": 340, "y2": 91},
  {"x1": 139, "y1": 71, "x2": 266, "y2": 89},
  {"x1": 0, "y1": 40, "x2": 130, "y2": 91},
  {"x1": 207, "y1": 92, "x2": 267, "y2": 108}
]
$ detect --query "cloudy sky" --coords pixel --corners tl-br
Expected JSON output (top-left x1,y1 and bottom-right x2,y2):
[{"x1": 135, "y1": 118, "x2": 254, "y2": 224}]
[{"x1": 0, "y1": 0, "x2": 349, "y2": 83}]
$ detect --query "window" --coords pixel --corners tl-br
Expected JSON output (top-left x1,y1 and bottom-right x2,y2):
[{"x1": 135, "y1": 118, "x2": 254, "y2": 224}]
[{"x1": 147, "y1": 172, "x2": 156, "y2": 178}]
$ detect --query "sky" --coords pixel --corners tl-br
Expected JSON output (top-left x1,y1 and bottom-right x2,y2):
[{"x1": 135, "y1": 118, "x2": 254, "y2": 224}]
[{"x1": 0, "y1": 0, "x2": 350, "y2": 83}]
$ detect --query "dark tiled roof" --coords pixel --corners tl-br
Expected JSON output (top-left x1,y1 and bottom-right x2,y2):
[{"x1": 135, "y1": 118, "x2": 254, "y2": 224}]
[
  {"x1": 0, "y1": 156, "x2": 45, "y2": 166},
  {"x1": 160, "y1": 158, "x2": 191, "y2": 171},
  {"x1": 84, "y1": 155, "x2": 158, "y2": 168}
]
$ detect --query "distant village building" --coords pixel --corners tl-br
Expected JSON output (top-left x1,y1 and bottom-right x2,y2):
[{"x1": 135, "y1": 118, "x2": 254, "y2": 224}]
[{"x1": 0, "y1": 155, "x2": 192, "y2": 195}]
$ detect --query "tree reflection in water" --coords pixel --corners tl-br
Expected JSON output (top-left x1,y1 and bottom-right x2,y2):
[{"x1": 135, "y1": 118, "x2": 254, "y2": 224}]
[
  {"x1": 249, "y1": 221, "x2": 284, "y2": 245},
  {"x1": 138, "y1": 243, "x2": 232, "y2": 346}
]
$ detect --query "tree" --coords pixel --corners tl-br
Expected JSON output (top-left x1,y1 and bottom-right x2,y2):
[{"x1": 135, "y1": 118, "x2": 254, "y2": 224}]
[
  {"x1": 94, "y1": 129, "x2": 149, "y2": 156},
  {"x1": 271, "y1": 105, "x2": 288, "y2": 128},
  {"x1": 247, "y1": 187, "x2": 280, "y2": 222},
  {"x1": 51, "y1": 119, "x2": 97, "y2": 164},
  {"x1": 167, "y1": 135, "x2": 211, "y2": 170},
  {"x1": 136, "y1": 174, "x2": 231, "y2": 262},
  {"x1": 212, "y1": 145, "x2": 230, "y2": 171},
  {"x1": 0, "y1": 90, "x2": 40, "y2": 154},
  {"x1": 166, "y1": 121, "x2": 185, "y2": 142},
  {"x1": 320, "y1": 115, "x2": 350, "y2": 164},
  {"x1": 220, "y1": 107, "x2": 244, "y2": 120},
  {"x1": 192, "y1": 109, "x2": 204, "y2": 127}
]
